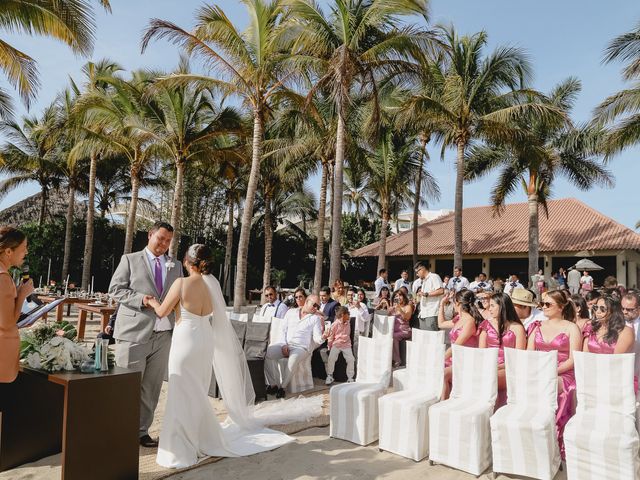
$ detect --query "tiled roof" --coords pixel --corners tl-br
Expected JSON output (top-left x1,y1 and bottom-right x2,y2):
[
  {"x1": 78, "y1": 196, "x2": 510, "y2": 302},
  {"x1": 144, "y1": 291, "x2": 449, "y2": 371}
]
[{"x1": 350, "y1": 198, "x2": 640, "y2": 257}]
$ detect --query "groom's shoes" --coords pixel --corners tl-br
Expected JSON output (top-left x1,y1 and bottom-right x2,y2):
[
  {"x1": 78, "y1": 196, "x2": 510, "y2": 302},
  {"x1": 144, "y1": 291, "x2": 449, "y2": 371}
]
[
  {"x1": 139, "y1": 435, "x2": 159, "y2": 448},
  {"x1": 266, "y1": 384, "x2": 278, "y2": 395},
  {"x1": 276, "y1": 387, "x2": 286, "y2": 399}
]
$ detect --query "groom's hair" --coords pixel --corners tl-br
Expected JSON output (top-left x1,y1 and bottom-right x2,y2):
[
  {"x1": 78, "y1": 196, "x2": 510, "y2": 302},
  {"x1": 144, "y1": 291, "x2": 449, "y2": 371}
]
[{"x1": 149, "y1": 221, "x2": 174, "y2": 233}]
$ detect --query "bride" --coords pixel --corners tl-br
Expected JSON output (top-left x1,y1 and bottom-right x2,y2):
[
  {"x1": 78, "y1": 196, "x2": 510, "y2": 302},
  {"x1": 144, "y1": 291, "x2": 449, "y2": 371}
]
[{"x1": 148, "y1": 244, "x2": 292, "y2": 468}]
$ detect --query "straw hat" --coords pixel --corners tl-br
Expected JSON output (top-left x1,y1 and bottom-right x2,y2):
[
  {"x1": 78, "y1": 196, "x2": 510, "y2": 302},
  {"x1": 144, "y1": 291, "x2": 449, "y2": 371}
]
[{"x1": 510, "y1": 288, "x2": 538, "y2": 307}]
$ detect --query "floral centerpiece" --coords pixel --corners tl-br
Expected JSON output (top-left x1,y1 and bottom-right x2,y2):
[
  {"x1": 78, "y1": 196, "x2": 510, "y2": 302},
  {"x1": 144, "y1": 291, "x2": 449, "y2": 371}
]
[{"x1": 20, "y1": 321, "x2": 90, "y2": 372}]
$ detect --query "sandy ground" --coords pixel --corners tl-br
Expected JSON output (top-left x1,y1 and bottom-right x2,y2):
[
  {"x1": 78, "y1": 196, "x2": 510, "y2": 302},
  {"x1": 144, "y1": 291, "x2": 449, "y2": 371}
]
[{"x1": 2, "y1": 309, "x2": 568, "y2": 480}]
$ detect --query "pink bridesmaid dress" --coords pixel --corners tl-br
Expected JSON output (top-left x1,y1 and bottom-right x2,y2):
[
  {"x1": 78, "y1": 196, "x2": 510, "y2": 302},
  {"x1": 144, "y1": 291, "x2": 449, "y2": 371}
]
[
  {"x1": 445, "y1": 316, "x2": 478, "y2": 368},
  {"x1": 480, "y1": 320, "x2": 516, "y2": 408},
  {"x1": 529, "y1": 321, "x2": 575, "y2": 459}
]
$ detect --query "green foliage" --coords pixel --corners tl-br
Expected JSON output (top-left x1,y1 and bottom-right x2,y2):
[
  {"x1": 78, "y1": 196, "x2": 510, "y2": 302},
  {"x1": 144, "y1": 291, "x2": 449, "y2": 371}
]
[{"x1": 341, "y1": 212, "x2": 387, "y2": 253}]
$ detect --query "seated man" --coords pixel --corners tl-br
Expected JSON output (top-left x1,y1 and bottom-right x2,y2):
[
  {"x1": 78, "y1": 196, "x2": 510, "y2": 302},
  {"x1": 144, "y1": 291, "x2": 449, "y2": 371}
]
[
  {"x1": 318, "y1": 286, "x2": 339, "y2": 323},
  {"x1": 259, "y1": 285, "x2": 288, "y2": 319},
  {"x1": 511, "y1": 288, "x2": 546, "y2": 330},
  {"x1": 265, "y1": 295, "x2": 323, "y2": 398}
]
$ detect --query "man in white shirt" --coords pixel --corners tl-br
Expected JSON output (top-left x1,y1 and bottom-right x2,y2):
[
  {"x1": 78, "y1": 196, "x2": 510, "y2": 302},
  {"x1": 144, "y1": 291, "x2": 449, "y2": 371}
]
[
  {"x1": 394, "y1": 270, "x2": 411, "y2": 292},
  {"x1": 259, "y1": 286, "x2": 288, "y2": 319},
  {"x1": 567, "y1": 267, "x2": 581, "y2": 294},
  {"x1": 446, "y1": 266, "x2": 469, "y2": 292},
  {"x1": 414, "y1": 261, "x2": 444, "y2": 330},
  {"x1": 469, "y1": 272, "x2": 493, "y2": 293},
  {"x1": 504, "y1": 274, "x2": 524, "y2": 297},
  {"x1": 374, "y1": 268, "x2": 390, "y2": 297},
  {"x1": 510, "y1": 288, "x2": 546, "y2": 330},
  {"x1": 621, "y1": 292, "x2": 640, "y2": 376},
  {"x1": 265, "y1": 295, "x2": 324, "y2": 398}
]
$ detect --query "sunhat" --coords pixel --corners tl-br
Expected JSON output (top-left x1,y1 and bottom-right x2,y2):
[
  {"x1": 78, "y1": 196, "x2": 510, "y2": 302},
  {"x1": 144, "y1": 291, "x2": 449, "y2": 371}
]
[{"x1": 510, "y1": 288, "x2": 538, "y2": 307}]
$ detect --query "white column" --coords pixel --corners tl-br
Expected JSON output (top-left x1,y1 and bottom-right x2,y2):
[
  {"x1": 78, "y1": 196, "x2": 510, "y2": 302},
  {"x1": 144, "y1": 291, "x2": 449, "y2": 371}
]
[
  {"x1": 482, "y1": 257, "x2": 491, "y2": 278},
  {"x1": 628, "y1": 261, "x2": 637, "y2": 289},
  {"x1": 616, "y1": 253, "x2": 628, "y2": 287}
]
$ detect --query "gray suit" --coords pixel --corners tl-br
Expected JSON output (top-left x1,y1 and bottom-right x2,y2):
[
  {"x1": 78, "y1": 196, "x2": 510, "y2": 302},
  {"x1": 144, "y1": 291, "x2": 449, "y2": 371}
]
[{"x1": 108, "y1": 250, "x2": 182, "y2": 437}]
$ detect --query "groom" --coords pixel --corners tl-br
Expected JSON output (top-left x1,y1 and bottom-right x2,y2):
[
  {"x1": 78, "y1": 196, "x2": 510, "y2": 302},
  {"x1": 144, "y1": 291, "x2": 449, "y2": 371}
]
[{"x1": 108, "y1": 221, "x2": 183, "y2": 447}]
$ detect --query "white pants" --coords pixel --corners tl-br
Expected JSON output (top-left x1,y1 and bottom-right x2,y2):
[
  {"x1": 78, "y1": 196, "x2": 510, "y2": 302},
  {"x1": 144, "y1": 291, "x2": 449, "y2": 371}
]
[
  {"x1": 326, "y1": 347, "x2": 355, "y2": 380},
  {"x1": 264, "y1": 343, "x2": 308, "y2": 388}
]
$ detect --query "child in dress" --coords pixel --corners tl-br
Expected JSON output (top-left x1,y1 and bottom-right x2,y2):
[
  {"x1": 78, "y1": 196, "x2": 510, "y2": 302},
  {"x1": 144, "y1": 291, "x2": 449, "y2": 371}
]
[{"x1": 323, "y1": 306, "x2": 355, "y2": 385}]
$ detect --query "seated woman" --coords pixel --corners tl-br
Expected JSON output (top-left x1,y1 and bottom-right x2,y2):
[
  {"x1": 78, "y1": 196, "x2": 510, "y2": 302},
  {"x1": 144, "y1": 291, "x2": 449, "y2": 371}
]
[
  {"x1": 583, "y1": 296, "x2": 634, "y2": 354},
  {"x1": 373, "y1": 286, "x2": 391, "y2": 311},
  {"x1": 570, "y1": 294, "x2": 591, "y2": 335},
  {"x1": 388, "y1": 289, "x2": 413, "y2": 367},
  {"x1": 438, "y1": 289, "x2": 482, "y2": 399},
  {"x1": 527, "y1": 290, "x2": 582, "y2": 459},
  {"x1": 479, "y1": 292, "x2": 526, "y2": 409}
]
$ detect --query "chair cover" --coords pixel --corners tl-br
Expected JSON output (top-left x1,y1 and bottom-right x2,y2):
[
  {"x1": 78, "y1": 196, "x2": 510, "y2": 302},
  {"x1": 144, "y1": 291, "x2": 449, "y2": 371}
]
[
  {"x1": 373, "y1": 313, "x2": 394, "y2": 341},
  {"x1": 565, "y1": 351, "x2": 640, "y2": 480},
  {"x1": 490, "y1": 348, "x2": 560, "y2": 480},
  {"x1": 379, "y1": 335, "x2": 445, "y2": 461},
  {"x1": 428, "y1": 345, "x2": 498, "y2": 476},
  {"x1": 392, "y1": 330, "x2": 445, "y2": 391},
  {"x1": 266, "y1": 316, "x2": 313, "y2": 393},
  {"x1": 330, "y1": 336, "x2": 393, "y2": 445}
]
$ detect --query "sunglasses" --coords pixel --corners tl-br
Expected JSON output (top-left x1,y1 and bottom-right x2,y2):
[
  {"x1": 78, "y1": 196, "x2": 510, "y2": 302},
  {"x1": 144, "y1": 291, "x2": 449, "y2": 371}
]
[
  {"x1": 622, "y1": 307, "x2": 638, "y2": 313},
  {"x1": 294, "y1": 295, "x2": 305, "y2": 300},
  {"x1": 593, "y1": 305, "x2": 608, "y2": 313},
  {"x1": 542, "y1": 302, "x2": 557, "y2": 309},
  {"x1": 312, "y1": 303, "x2": 320, "y2": 309}
]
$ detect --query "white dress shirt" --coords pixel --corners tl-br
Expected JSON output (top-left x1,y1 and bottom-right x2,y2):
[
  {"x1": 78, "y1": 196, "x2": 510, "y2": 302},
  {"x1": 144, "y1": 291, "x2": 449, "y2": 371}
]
[
  {"x1": 418, "y1": 272, "x2": 444, "y2": 318},
  {"x1": 521, "y1": 308, "x2": 547, "y2": 330},
  {"x1": 469, "y1": 280, "x2": 493, "y2": 292},
  {"x1": 447, "y1": 275, "x2": 470, "y2": 292},
  {"x1": 349, "y1": 302, "x2": 371, "y2": 334},
  {"x1": 144, "y1": 248, "x2": 172, "y2": 331},
  {"x1": 394, "y1": 278, "x2": 411, "y2": 292},
  {"x1": 281, "y1": 308, "x2": 324, "y2": 351},
  {"x1": 374, "y1": 276, "x2": 389, "y2": 296},
  {"x1": 504, "y1": 281, "x2": 524, "y2": 297}
]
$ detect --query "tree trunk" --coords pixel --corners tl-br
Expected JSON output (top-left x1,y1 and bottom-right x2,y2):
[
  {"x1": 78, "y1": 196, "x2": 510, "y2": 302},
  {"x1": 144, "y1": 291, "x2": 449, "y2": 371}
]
[
  {"x1": 38, "y1": 187, "x2": 48, "y2": 225},
  {"x1": 413, "y1": 136, "x2": 428, "y2": 275},
  {"x1": 377, "y1": 206, "x2": 389, "y2": 272},
  {"x1": 527, "y1": 190, "x2": 539, "y2": 288},
  {"x1": 81, "y1": 153, "x2": 97, "y2": 289},
  {"x1": 123, "y1": 171, "x2": 140, "y2": 254},
  {"x1": 262, "y1": 195, "x2": 274, "y2": 291},
  {"x1": 234, "y1": 111, "x2": 264, "y2": 311},
  {"x1": 222, "y1": 195, "x2": 234, "y2": 297},
  {"x1": 453, "y1": 139, "x2": 466, "y2": 270},
  {"x1": 61, "y1": 186, "x2": 75, "y2": 282},
  {"x1": 313, "y1": 160, "x2": 329, "y2": 294},
  {"x1": 329, "y1": 113, "x2": 346, "y2": 286},
  {"x1": 169, "y1": 157, "x2": 186, "y2": 258},
  {"x1": 328, "y1": 161, "x2": 335, "y2": 251}
]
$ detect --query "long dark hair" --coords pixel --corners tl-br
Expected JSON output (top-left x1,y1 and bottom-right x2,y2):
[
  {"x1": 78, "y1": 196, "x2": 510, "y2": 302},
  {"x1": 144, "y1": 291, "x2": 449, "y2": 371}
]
[
  {"x1": 543, "y1": 290, "x2": 576, "y2": 321},
  {"x1": 591, "y1": 296, "x2": 626, "y2": 345},
  {"x1": 455, "y1": 289, "x2": 484, "y2": 327},
  {"x1": 570, "y1": 294, "x2": 590, "y2": 320},
  {"x1": 490, "y1": 292, "x2": 522, "y2": 345}
]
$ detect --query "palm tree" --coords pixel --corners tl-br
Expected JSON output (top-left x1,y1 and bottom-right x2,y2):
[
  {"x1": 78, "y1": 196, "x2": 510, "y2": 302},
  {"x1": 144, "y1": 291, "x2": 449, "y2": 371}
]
[
  {"x1": 0, "y1": 105, "x2": 63, "y2": 224},
  {"x1": 401, "y1": 26, "x2": 561, "y2": 268},
  {"x1": 142, "y1": 1, "x2": 286, "y2": 308},
  {"x1": 286, "y1": 0, "x2": 433, "y2": 285},
  {"x1": 0, "y1": 0, "x2": 111, "y2": 118},
  {"x1": 594, "y1": 22, "x2": 640, "y2": 156},
  {"x1": 465, "y1": 78, "x2": 613, "y2": 285}
]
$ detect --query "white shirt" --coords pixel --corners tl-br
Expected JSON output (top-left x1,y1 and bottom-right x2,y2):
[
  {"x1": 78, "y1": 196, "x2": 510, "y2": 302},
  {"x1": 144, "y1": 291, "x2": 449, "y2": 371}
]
[
  {"x1": 260, "y1": 299, "x2": 287, "y2": 319},
  {"x1": 374, "y1": 276, "x2": 389, "y2": 296},
  {"x1": 447, "y1": 275, "x2": 469, "y2": 292},
  {"x1": 394, "y1": 278, "x2": 410, "y2": 292},
  {"x1": 580, "y1": 275, "x2": 593, "y2": 286},
  {"x1": 144, "y1": 248, "x2": 171, "y2": 332},
  {"x1": 567, "y1": 269, "x2": 581, "y2": 288},
  {"x1": 504, "y1": 281, "x2": 524, "y2": 297},
  {"x1": 626, "y1": 316, "x2": 640, "y2": 376},
  {"x1": 469, "y1": 279, "x2": 493, "y2": 292},
  {"x1": 281, "y1": 308, "x2": 324, "y2": 351},
  {"x1": 417, "y1": 272, "x2": 443, "y2": 318},
  {"x1": 521, "y1": 308, "x2": 547, "y2": 330},
  {"x1": 348, "y1": 302, "x2": 371, "y2": 334}
]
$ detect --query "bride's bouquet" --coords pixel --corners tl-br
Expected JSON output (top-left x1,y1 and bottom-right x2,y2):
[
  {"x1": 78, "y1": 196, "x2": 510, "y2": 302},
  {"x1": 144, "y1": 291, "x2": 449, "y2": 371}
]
[{"x1": 20, "y1": 321, "x2": 90, "y2": 372}]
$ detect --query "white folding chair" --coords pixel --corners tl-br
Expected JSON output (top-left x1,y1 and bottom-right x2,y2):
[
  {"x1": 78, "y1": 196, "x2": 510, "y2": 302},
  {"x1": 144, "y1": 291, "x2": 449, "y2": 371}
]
[
  {"x1": 428, "y1": 345, "x2": 498, "y2": 476},
  {"x1": 373, "y1": 313, "x2": 394, "y2": 341},
  {"x1": 229, "y1": 312, "x2": 249, "y2": 322},
  {"x1": 330, "y1": 335, "x2": 393, "y2": 445},
  {"x1": 490, "y1": 348, "x2": 560, "y2": 480},
  {"x1": 565, "y1": 351, "x2": 640, "y2": 480},
  {"x1": 251, "y1": 314, "x2": 271, "y2": 323},
  {"x1": 392, "y1": 329, "x2": 445, "y2": 392},
  {"x1": 379, "y1": 330, "x2": 445, "y2": 461}
]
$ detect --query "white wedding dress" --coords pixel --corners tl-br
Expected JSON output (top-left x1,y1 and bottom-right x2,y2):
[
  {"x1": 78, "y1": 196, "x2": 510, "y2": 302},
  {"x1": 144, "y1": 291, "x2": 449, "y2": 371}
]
[{"x1": 156, "y1": 275, "x2": 294, "y2": 469}]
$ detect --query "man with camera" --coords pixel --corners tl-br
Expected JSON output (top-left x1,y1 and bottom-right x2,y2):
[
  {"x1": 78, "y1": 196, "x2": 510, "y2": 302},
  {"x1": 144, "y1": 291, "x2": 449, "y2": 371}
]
[{"x1": 412, "y1": 261, "x2": 444, "y2": 331}]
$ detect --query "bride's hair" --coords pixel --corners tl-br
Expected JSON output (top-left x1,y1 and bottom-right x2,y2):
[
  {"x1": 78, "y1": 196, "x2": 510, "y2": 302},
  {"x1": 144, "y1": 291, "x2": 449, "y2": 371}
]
[{"x1": 184, "y1": 244, "x2": 214, "y2": 274}]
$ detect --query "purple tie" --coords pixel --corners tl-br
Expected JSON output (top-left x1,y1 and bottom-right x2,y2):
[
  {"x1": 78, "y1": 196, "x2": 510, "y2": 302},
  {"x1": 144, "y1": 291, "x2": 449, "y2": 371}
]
[{"x1": 154, "y1": 257, "x2": 163, "y2": 295}]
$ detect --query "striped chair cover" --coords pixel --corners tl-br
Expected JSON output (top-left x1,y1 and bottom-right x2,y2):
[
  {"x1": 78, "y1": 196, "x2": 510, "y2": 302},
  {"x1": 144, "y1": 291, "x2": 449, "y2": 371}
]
[
  {"x1": 230, "y1": 312, "x2": 249, "y2": 322},
  {"x1": 373, "y1": 313, "x2": 394, "y2": 341},
  {"x1": 428, "y1": 345, "x2": 498, "y2": 476},
  {"x1": 330, "y1": 336, "x2": 393, "y2": 445},
  {"x1": 392, "y1": 330, "x2": 445, "y2": 391},
  {"x1": 565, "y1": 351, "x2": 640, "y2": 480},
  {"x1": 267, "y1": 316, "x2": 314, "y2": 394},
  {"x1": 490, "y1": 348, "x2": 560, "y2": 480},
  {"x1": 379, "y1": 338, "x2": 445, "y2": 461}
]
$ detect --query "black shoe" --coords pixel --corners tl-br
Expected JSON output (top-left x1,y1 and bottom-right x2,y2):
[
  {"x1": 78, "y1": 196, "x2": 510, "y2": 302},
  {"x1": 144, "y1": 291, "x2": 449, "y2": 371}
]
[
  {"x1": 266, "y1": 384, "x2": 278, "y2": 395},
  {"x1": 139, "y1": 434, "x2": 159, "y2": 448},
  {"x1": 276, "y1": 387, "x2": 286, "y2": 399}
]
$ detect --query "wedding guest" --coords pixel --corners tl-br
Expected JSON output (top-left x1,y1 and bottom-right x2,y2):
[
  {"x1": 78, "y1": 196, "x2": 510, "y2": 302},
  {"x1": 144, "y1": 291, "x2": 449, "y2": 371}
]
[
  {"x1": 584, "y1": 290, "x2": 601, "y2": 318},
  {"x1": 413, "y1": 260, "x2": 444, "y2": 331},
  {"x1": 570, "y1": 294, "x2": 590, "y2": 334},
  {"x1": 292, "y1": 287, "x2": 306, "y2": 308},
  {"x1": 579, "y1": 270, "x2": 594, "y2": 295},
  {"x1": 259, "y1": 286, "x2": 288, "y2": 319},
  {"x1": 511, "y1": 288, "x2": 545, "y2": 330},
  {"x1": 442, "y1": 275, "x2": 451, "y2": 290},
  {"x1": 357, "y1": 288, "x2": 370, "y2": 309},
  {"x1": 323, "y1": 306, "x2": 355, "y2": 385},
  {"x1": 108, "y1": 221, "x2": 183, "y2": 447},
  {"x1": 557, "y1": 267, "x2": 568, "y2": 289},
  {"x1": 446, "y1": 266, "x2": 469, "y2": 292},
  {"x1": 438, "y1": 289, "x2": 482, "y2": 398},
  {"x1": 476, "y1": 290, "x2": 492, "y2": 321},
  {"x1": 331, "y1": 279, "x2": 347, "y2": 305},
  {"x1": 318, "y1": 286, "x2": 339, "y2": 323},
  {"x1": 527, "y1": 290, "x2": 582, "y2": 459},
  {"x1": 583, "y1": 296, "x2": 634, "y2": 354},
  {"x1": 393, "y1": 270, "x2": 411, "y2": 292},
  {"x1": 348, "y1": 287, "x2": 371, "y2": 336},
  {"x1": 374, "y1": 268, "x2": 390, "y2": 297},
  {"x1": 469, "y1": 272, "x2": 493, "y2": 293},
  {"x1": 0, "y1": 227, "x2": 34, "y2": 383},
  {"x1": 373, "y1": 286, "x2": 391, "y2": 311},
  {"x1": 479, "y1": 292, "x2": 526, "y2": 408},
  {"x1": 567, "y1": 267, "x2": 581, "y2": 295},
  {"x1": 531, "y1": 269, "x2": 546, "y2": 299},
  {"x1": 389, "y1": 289, "x2": 413, "y2": 367},
  {"x1": 493, "y1": 277, "x2": 504, "y2": 293},
  {"x1": 621, "y1": 292, "x2": 640, "y2": 376},
  {"x1": 503, "y1": 274, "x2": 524, "y2": 296}
]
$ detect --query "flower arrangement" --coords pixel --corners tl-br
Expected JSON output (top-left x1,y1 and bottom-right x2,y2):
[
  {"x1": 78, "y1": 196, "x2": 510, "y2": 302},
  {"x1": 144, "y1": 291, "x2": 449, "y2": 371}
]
[{"x1": 20, "y1": 321, "x2": 90, "y2": 372}]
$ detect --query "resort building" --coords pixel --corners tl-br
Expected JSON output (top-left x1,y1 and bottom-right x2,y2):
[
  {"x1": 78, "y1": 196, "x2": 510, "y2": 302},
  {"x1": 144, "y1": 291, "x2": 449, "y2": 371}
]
[{"x1": 350, "y1": 198, "x2": 640, "y2": 287}]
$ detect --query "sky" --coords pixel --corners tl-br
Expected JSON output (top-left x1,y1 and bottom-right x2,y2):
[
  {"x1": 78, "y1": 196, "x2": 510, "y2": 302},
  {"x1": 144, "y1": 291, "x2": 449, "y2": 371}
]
[{"x1": 1, "y1": 0, "x2": 639, "y2": 229}]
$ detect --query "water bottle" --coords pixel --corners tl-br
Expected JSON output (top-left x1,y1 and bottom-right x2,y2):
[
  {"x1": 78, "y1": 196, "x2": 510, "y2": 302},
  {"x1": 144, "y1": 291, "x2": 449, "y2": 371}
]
[
  {"x1": 94, "y1": 339, "x2": 102, "y2": 371},
  {"x1": 100, "y1": 339, "x2": 109, "y2": 372}
]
